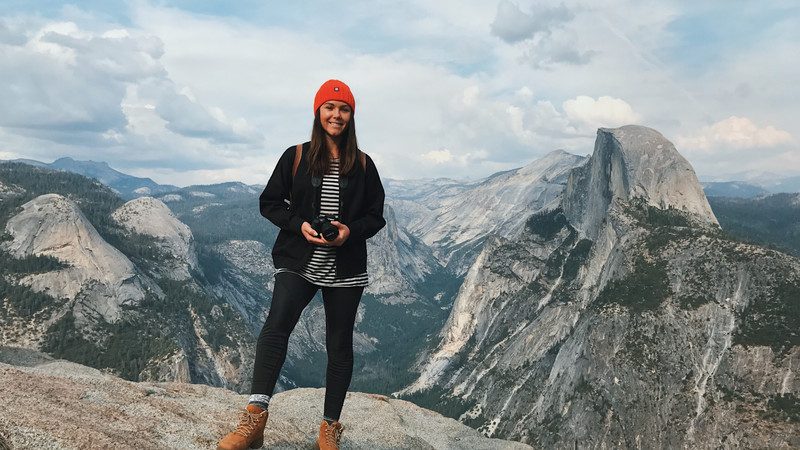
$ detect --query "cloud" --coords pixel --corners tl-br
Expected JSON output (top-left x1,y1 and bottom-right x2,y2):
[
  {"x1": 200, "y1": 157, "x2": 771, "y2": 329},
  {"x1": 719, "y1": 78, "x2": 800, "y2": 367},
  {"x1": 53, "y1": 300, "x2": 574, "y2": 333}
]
[
  {"x1": 490, "y1": 1, "x2": 595, "y2": 68},
  {"x1": 677, "y1": 116, "x2": 794, "y2": 152},
  {"x1": 1, "y1": 1, "x2": 798, "y2": 184},
  {"x1": 0, "y1": 22, "x2": 129, "y2": 132},
  {"x1": 522, "y1": 33, "x2": 597, "y2": 69},
  {"x1": 415, "y1": 147, "x2": 488, "y2": 173},
  {"x1": 562, "y1": 95, "x2": 640, "y2": 133},
  {"x1": 515, "y1": 86, "x2": 533, "y2": 101},
  {"x1": 42, "y1": 26, "x2": 166, "y2": 81},
  {"x1": 0, "y1": 2, "x2": 707, "y2": 183},
  {"x1": 490, "y1": 1, "x2": 573, "y2": 43},
  {"x1": 0, "y1": 20, "x2": 28, "y2": 45},
  {"x1": 439, "y1": 85, "x2": 599, "y2": 166},
  {"x1": 421, "y1": 148, "x2": 453, "y2": 164},
  {"x1": 0, "y1": 14, "x2": 261, "y2": 170},
  {"x1": 143, "y1": 80, "x2": 257, "y2": 143}
]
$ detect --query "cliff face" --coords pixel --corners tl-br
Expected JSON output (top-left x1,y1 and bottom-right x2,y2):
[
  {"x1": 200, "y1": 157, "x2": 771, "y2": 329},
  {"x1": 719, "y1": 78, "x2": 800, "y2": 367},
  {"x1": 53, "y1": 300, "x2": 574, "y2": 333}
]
[
  {"x1": 2, "y1": 193, "x2": 149, "y2": 326},
  {"x1": 366, "y1": 204, "x2": 441, "y2": 303},
  {"x1": 0, "y1": 162, "x2": 457, "y2": 399},
  {"x1": 563, "y1": 125, "x2": 717, "y2": 241},
  {"x1": 0, "y1": 183, "x2": 253, "y2": 392},
  {"x1": 401, "y1": 125, "x2": 799, "y2": 448},
  {"x1": 389, "y1": 150, "x2": 587, "y2": 274},
  {"x1": 111, "y1": 196, "x2": 200, "y2": 281}
]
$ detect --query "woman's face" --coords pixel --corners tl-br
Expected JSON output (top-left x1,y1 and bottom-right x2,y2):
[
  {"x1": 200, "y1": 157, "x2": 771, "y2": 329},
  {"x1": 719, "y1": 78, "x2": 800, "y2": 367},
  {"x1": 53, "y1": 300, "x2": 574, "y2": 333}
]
[{"x1": 319, "y1": 100, "x2": 352, "y2": 138}]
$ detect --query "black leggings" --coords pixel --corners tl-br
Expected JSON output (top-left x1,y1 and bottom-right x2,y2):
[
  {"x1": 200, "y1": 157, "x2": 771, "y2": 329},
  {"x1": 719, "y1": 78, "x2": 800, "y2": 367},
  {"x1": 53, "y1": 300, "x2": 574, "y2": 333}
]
[{"x1": 250, "y1": 271, "x2": 364, "y2": 420}]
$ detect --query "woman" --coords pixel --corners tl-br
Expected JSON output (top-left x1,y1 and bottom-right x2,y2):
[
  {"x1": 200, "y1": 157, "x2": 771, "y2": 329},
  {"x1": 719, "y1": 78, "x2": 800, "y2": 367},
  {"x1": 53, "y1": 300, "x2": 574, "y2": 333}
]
[{"x1": 217, "y1": 79, "x2": 386, "y2": 450}]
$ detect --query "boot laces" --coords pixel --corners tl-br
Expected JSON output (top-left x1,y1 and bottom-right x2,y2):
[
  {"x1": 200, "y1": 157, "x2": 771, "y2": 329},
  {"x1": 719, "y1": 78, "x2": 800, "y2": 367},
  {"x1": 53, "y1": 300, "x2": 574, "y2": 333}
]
[
  {"x1": 233, "y1": 410, "x2": 262, "y2": 438},
  {"x1": 325, "y1": 422, "x2": 343, "y2": 446}
]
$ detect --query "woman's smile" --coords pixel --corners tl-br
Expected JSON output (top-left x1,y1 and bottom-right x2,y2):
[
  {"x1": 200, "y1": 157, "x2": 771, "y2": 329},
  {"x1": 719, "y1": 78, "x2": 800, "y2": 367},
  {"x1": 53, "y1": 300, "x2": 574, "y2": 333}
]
[{"x1": 320, "y1": 100, "x2": 352, "y2": 137}]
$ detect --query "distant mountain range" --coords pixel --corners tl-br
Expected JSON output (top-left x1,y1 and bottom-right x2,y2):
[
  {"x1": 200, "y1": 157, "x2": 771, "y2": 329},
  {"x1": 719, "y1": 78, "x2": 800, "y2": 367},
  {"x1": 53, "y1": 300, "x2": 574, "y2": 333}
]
[
  {"x1": 709, "y1": 193, "x2": 800, "y2": 257},
  {"x1": 2, "y1": 156, "x2": 179, "y2": 199},
  {"x1": 6, "y1": 156, "x2": 798, "y2": 203},
  {"x1": 701, "y1": 181, "x2": 769, "y2": 198},
  {"x1": 701, "y1": 170, "x2": 800, "y2": 196}
]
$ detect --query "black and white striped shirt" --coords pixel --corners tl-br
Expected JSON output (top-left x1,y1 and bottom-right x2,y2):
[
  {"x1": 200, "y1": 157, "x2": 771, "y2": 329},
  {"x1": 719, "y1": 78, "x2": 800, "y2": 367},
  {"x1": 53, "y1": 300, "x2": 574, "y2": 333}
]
[{"x1": 276, "y1": 158, "x2": 370, "y2": 287}]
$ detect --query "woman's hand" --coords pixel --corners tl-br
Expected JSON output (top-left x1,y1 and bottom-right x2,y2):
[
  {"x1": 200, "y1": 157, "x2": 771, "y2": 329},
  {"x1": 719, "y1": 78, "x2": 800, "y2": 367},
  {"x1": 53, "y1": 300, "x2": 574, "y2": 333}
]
[
  {"x1": 301, "y1": 221, "x2": 328, "y2": 245},
  {"x1": 328, "y1": 221, "x2": 350, "y2": 247},
  {"x1": 300, "y1": 221, "x2": 350, "y2": 246}
]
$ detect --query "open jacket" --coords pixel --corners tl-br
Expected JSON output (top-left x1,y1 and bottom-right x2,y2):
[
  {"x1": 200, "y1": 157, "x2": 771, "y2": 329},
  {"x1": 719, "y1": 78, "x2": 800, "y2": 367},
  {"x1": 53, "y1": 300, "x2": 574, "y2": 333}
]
[{"x1": 259, "y1": 142, "x2": 386, "y2": 278}]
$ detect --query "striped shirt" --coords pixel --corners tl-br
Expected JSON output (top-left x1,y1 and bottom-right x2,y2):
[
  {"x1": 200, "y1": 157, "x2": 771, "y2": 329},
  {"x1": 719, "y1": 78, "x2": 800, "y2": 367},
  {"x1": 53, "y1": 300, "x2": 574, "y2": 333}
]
[{"x1": 276, "y1": 158, "x2": 369, "y2": 287}]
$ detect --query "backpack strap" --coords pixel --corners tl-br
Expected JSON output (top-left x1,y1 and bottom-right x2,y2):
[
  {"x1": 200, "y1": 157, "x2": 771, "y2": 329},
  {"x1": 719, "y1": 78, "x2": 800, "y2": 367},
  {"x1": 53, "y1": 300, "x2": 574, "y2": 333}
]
[{"x1": 292, "y1": 144, "x2": 302, "y2": 178}]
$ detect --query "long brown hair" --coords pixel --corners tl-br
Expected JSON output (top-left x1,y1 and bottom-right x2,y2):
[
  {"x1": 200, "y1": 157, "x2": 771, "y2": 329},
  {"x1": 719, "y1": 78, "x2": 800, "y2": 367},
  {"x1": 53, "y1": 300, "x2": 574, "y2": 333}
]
[{"x1": 307, "y1": 109, "x2": 360, "y2": 177}]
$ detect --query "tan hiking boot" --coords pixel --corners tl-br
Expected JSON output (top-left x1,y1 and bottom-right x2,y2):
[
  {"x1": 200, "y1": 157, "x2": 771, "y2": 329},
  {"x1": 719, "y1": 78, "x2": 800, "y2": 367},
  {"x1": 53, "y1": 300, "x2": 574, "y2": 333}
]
[
  {"x1": 217, "y1": 404, "x2": 268, "y2": 450},
  {"x1": 317, "y1": 419, "x2": 344, "y2": 450}
]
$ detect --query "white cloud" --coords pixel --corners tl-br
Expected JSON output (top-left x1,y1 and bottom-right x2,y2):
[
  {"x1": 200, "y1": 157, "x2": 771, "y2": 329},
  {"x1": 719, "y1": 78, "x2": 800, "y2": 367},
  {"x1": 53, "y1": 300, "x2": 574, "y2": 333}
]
[
  {"x1": 421, "y1": 148, "x2": 453, "y2": 164},
  {"x1": 490, "y1": 1, "x2": 573, "y2": 43},
  {"x1": 677, "y1": 116, "x2": 793, "y2": 152},
  {"x1": 1, "y1": 1, "x2": 798, "y2": 184},
  {"x1": 491, "y1": 1, "x2": 596, "y2": 69},
  {"x1": 0, "y1": 13, "x2": 262, "y2": 171},
  {"x1": 125, "y1": 163, "x2": 274, "y2": 186},
  {"x1": 461, "y1": 85, "x2": 480, "y2": 107},
  {"x1": 521, "y1": 31, "x2": 597, "y2": 69},
  {"x1": 562, "y1": 95, "x2": 640, "y2": 133},
  {"x1": 515, "y1": 86, "x2": 533, "y2": 101},
  {"x1": 507, "y1": 105, "x2": 528, "y2": 140}
]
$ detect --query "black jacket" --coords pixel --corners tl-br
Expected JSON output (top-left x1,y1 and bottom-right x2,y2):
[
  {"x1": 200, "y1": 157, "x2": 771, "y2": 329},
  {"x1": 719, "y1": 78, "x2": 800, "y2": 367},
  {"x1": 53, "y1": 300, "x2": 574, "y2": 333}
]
[{"x1": 259, "y1": 142, "x2": 386, "y2": 277}]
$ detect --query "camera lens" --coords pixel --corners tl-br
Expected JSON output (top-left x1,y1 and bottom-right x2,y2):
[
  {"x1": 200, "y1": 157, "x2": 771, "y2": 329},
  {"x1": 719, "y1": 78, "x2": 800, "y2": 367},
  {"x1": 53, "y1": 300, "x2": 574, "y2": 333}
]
[
  {"x1": 312, "y1": 215, "x2": 339, "y2": 241},
  {"x1": 321, "y1": 222, "x2": 338, "y2": 241}
]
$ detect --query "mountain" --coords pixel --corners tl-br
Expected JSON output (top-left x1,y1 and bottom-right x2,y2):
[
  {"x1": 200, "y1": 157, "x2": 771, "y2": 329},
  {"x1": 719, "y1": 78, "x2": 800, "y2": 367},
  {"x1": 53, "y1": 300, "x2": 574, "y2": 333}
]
[
  {"x1": 0, "y1": 346, "x2": 531, "y2": 450},
  {"x1": 4, "y1": 156, "x2": 179, "y2": 199},
  {"x1": 111, "y1": 196, "x2": 200, "y2": 281},
  {"x1": 3, "y1": 193, "x2": 152, "y2": 326},
  {"x1": 769, "y1": 175, "x2": 800, "y2": 193},
  {"x1": 387, "y1": 150, "x2": 588, "y2": 275},
  {"x1": 708, "y1": 192, "x2": 800, "y2": 257},
  {"x1": 5, "y1": 133, "x2": 799, "y2": 447},
  {"x1": 0, "y1": 162, "x2": 255, "y2": 391},
  {"x1": 144, "y1": 179, "x2": 455, "y2": 393},
  {"x1": 701, "y1": 181, "x2": 769, "y2": 198},
  {"x1": 0, "y1": 160, "x2": 457, "y2": 398},
  {"x1": 399, "y1": 125, "x2": 799, "y2": 447},
  {"x1": 701, "y1": 170, "x2": 783, "y2": 184},
  {"x1": 3, "y1": 157, "x2": 48, "y2": 167},
  {"x1": 701, "y1": 170, "x2": 800, "y2": 194},
  {"x1": 562, "y1": 125, "x2": 717, "y2": 239},
  {"x1": 366, "y1": 204, "x2": 441, "y2": 301}
]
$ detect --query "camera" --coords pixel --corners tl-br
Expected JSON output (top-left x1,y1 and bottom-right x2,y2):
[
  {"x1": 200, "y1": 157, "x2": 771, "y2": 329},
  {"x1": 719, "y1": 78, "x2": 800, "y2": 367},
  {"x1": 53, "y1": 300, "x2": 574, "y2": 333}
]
[{"x1": 311, "y1": 214, "x2": 339, "y2": 241}]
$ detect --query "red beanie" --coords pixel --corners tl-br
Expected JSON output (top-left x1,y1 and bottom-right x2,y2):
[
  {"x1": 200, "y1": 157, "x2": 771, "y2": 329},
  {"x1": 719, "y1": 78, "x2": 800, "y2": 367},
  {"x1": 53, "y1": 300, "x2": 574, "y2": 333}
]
[{"x1": 313, "y1": 79, "x2": 355, "y2": 115}]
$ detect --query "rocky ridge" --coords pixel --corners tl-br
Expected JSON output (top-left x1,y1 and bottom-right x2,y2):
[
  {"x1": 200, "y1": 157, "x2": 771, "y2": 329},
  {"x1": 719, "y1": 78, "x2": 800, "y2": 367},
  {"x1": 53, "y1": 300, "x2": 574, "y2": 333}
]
[
  {"x1": 0, "y1": 347, "x2": 530, "y2": 450},
  {"x1": 186, "y1": 199, "x2": 448, "y2": 392},
  {"x1": 2, "y1": 193, "x2": 150, "y2": 326},
  {"x1": 365, "y1": 204, "x2": 441, "y2": 303},
  {"x1": 389, "y1": 150, "x2": 587, "y2": 274},
  {"x1": 563, "y1": 125, "x2": 717, "y2": 241},
  {"x1": 111, "y1": 196, "x2": 200, "y2": 281},
  {"x1": 0, "y1": 169, "x2": 254, "y2": 393},
  {"x1": 400, "y1": 125, "x2": 799, "y2": 448}
]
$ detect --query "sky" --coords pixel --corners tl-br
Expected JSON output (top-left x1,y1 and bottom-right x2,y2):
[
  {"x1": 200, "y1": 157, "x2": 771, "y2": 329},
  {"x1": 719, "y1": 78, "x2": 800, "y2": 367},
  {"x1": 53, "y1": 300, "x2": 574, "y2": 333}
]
[{"x1": 0, "y1": 1, "x2": 798, "y2": 186}]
